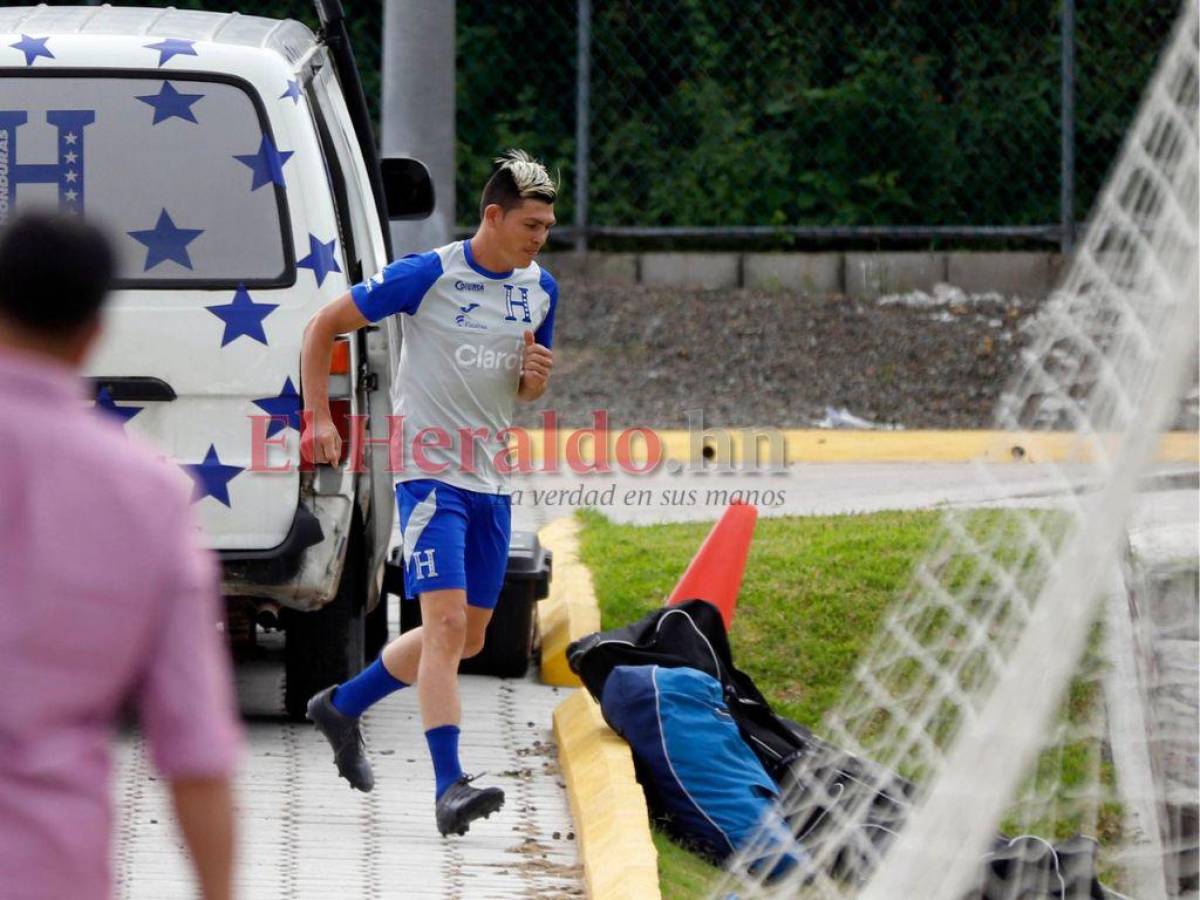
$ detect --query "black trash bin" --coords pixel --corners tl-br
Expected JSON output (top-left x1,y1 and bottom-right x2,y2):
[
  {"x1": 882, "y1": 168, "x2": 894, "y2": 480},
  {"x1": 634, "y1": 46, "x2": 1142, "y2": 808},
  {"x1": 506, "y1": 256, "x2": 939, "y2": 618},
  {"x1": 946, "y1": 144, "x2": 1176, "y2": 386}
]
[{"x1": 390, "y1": 530, "x2": 552, "y2": 677}]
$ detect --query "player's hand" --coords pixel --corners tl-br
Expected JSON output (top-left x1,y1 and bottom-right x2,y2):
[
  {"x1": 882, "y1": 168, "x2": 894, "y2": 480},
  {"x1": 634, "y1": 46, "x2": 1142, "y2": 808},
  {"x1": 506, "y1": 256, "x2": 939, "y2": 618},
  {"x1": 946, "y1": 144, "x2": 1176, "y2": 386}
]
[
  {"x1": 301, "y1": 410, "x2": 342, "y2": 465},
  {"x1": 520, "y1": 330, "x2": 553, "y2": 391}
]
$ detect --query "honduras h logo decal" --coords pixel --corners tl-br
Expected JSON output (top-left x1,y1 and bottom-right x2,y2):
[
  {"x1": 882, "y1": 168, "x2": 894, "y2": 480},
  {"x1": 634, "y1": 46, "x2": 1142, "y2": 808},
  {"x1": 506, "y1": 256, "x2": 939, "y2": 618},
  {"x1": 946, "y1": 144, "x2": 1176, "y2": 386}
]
[
  {"x1": 411, "y1": 548, "x2": 438, "y2": 580},
  {"x1": 503, "y1": 284, "x2": 532, "y2": 323},
  {"x1": 0, "y1": 110, "x2": 96, "y2": 221}
]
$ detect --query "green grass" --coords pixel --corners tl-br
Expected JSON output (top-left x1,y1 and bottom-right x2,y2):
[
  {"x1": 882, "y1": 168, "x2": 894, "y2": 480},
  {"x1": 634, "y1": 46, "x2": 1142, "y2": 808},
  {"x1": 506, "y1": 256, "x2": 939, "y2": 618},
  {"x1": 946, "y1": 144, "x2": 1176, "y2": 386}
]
[
  {"x1": 578, "y1": 506, "x2": 941, "y2": 729},
  {"x1": 653, "y1": 828, "x2": 726, "y2": 899}
]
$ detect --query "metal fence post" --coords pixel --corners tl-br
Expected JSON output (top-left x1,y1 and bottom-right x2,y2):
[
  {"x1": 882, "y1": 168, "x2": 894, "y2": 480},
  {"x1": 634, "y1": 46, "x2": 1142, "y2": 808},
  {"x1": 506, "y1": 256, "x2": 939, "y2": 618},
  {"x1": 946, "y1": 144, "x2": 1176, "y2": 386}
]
[
  {"x1": 574, "y1": 0, "x2": 591, "y2": 254},
  {"x1": 382, "y1": 0, "x2": 456, "y2": 254},
  {"x1": 1060, "y1": 0, "x2": 1076, "y2": 254}
]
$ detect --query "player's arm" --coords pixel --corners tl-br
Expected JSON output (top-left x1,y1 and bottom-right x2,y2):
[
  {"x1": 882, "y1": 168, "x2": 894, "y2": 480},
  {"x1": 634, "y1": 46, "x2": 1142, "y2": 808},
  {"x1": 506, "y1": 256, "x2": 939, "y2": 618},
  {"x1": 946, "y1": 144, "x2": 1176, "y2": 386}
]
[
  {"x1": 300, "y1": 293, "x2": 369, "y2": 465},
  {"x1": 519, "y1": 272, "x2": 558, "y2": 402},
  {"x1": 302, "y1": 252, "x2": 442, "y2": 461},
  {"x1": 517, "y1": 329, "x2": 553, "y2": 402}
]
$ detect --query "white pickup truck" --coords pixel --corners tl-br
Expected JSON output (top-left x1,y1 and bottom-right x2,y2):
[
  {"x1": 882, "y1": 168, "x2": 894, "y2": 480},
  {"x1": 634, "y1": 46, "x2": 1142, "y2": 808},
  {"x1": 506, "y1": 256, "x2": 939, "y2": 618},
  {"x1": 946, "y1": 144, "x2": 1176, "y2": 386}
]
[{"x1": 0, "y1": 1, "x2": 432, "y2": 717}]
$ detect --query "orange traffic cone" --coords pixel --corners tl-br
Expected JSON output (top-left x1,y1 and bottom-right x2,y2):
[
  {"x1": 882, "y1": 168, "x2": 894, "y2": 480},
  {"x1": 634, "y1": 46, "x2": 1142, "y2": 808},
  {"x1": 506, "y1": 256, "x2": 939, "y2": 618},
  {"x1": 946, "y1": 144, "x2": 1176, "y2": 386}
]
[{"x1": 666, "y1": 501, "x2": 758, "y2": 628}]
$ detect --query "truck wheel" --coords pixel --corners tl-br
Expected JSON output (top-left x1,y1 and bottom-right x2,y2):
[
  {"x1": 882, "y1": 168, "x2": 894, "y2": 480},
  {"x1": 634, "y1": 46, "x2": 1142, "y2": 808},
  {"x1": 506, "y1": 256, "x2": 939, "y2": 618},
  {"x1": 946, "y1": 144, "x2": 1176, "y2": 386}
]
[{"x1": 283, "y1": 526, "x2": 366, "y2": 720}]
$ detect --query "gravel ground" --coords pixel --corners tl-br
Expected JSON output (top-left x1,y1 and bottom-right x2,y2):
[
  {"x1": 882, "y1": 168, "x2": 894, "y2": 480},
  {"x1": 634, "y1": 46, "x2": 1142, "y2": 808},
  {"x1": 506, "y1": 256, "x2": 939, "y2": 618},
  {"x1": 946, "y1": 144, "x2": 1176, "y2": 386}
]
[{"x1": 515, "y1": 279, "x2": 1043, "y2": 430}]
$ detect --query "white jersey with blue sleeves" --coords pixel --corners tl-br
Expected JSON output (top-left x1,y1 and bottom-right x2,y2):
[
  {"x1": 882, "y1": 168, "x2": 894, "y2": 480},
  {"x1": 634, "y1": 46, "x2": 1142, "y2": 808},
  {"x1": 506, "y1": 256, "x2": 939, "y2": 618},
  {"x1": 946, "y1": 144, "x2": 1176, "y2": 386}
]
[{"x1": 350, "y1": 240, "x2": 558, "y2": 494}]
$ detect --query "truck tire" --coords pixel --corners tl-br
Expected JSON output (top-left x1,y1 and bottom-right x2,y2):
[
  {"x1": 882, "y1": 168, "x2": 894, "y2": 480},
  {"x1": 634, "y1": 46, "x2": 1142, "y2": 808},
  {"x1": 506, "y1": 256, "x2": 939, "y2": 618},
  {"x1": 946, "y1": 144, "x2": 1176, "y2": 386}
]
[{"x1": 283, "y1": 525, "x2": 366, "y2": 720}]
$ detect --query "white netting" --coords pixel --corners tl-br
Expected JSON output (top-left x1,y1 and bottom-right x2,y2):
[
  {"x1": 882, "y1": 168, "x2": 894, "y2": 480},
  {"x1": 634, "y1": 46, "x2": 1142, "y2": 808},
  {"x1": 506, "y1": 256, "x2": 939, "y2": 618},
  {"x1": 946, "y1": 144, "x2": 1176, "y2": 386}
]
[{"x1": 715, "y1": 3, "x2": 1199, "y2": 898}]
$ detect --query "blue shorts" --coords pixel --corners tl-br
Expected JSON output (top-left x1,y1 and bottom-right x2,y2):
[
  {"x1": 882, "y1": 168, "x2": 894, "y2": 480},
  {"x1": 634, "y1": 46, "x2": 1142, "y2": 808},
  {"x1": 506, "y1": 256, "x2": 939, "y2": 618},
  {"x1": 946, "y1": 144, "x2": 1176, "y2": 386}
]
[{"x1": 395, "y1": 479, "x2": 512, "y2": 610}]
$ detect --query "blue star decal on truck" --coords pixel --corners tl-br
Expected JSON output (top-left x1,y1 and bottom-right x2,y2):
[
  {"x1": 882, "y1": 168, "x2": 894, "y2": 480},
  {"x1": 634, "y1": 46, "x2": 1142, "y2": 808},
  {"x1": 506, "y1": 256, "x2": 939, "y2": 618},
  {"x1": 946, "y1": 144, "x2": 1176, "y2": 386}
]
[
  {"x1": 253, "y1": 377, "x2": 302, "y2": 437},
  {"x1": 280, "y1": 80, "x2": 303, "y2": 104},
  {"x1": 185, "y1": 444, "x2": 244, "y2": 507},
  {"x1": 234, "y1": 135, "x2": 293, "y2": 190},
  {"x1": 127, "y1": 209, "x2": 204, "y2": 271},
  {"x1": 10, "y1": 34, "x2": 53, "y2": 66},
  {"x1": 144, "y1": 38, "x2": 198, "y2": 67},
  {"x1": 297, "y1": 234, "x2": 342, "y2": 286},
  {"x1": 94, "y1": 387, "x2": 143, "y2": 427},
  {"x1": 205, "y1": 283, "x2": 279, "y2": 347},
  {"x1": 136, "y1": 81, "x2": 204, "y2": 124}
]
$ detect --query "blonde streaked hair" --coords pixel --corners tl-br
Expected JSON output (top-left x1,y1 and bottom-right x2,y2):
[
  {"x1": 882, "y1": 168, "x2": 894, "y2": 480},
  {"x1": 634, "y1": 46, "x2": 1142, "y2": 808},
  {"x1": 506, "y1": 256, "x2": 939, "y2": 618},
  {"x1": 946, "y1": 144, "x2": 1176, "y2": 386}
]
[{"x1": 480, "y1": 149, "x2": 559, "y2": 217}]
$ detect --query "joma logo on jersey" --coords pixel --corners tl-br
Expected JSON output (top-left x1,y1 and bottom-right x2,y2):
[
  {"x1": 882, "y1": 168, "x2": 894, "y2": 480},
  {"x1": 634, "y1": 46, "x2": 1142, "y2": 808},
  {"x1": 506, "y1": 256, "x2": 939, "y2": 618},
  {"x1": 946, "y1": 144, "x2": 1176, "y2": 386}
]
[
  {"x1": 455, "y1": 302, "x2": 487, "y2": 330},
  {"x1": 503, "y1": 284, "x2": 532, "y2": 323},
  {"x1": 455, "y1": 343, "x2": 521, "y2": 371},
  {"x1": 0, "y1": 110, "x2": 96, "y2": 220}
]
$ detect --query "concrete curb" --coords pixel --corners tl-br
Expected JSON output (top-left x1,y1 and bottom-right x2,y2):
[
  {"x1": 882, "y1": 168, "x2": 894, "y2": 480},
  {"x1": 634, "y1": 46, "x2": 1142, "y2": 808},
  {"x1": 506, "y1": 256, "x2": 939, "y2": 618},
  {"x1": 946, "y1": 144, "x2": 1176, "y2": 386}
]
[
  {"x1": 515, "y1": 429, "x2": 1199, "y2": 466},
  {"x1": 553, "y1": 690, "x2": 660, "y2": 900},
  {"x1": 538, "y1": 516, "x2": 661, "y2": 899},
  {"x1": 537, "y1": 517, "x2": 601, "y2": 687}
]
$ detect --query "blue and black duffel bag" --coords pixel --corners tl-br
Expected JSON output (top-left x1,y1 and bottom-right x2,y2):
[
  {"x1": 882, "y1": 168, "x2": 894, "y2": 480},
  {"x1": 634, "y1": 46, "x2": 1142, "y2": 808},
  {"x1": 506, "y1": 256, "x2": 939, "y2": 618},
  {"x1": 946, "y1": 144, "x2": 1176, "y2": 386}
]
[{"x1": 600, "y1": 663, "x2": 806, "y2": 878}]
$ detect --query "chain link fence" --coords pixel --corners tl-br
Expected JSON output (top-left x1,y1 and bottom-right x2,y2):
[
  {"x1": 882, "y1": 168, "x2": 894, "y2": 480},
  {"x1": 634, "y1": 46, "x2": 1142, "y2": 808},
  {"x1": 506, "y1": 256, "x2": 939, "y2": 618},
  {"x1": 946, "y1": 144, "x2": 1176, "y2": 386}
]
[
  {"x1": 94, "y1": 0, "x2": 1175, "y2": 250},
  {"x1": 455, "y1": 2, "x2": 577, "y2": 231},
  {"x1": 457, "y1": 0, "x2": 1178, "y2": 249}
]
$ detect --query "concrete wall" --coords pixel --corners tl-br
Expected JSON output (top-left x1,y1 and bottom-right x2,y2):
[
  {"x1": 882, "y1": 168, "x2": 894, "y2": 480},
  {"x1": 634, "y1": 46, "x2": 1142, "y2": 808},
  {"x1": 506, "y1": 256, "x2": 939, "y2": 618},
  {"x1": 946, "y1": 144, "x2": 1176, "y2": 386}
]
[
  {"x1": 745, "y1": 253, "x2": 841, "y2": 294},
  {"x1": 845, "y1": 252, "x2": 947, "y2": 297},
  {"x1": 538, "y1": 250, "x2": 1064, "y2": 298}
]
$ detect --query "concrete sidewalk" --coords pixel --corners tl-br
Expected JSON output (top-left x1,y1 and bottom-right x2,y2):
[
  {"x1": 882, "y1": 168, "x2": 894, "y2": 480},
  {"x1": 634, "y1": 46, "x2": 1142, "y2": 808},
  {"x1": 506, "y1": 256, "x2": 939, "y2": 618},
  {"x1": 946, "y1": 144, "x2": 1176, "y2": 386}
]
[{"x1": 113, "y1": 600, "x2": 583, "y2": 900}]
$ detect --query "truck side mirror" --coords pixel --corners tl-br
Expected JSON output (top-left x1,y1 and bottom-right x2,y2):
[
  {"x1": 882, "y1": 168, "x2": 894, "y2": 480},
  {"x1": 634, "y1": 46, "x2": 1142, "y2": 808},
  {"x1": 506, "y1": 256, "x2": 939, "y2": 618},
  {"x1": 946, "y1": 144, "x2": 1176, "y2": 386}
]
[{"x1": 380, "y1": 157, "x2": 435, "y2": 221}]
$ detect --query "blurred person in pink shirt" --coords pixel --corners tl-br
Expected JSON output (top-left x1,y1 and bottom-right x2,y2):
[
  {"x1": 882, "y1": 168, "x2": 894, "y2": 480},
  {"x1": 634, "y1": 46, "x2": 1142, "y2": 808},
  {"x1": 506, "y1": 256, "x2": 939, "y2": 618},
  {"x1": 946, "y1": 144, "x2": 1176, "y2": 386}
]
[{"x1": 0, "y1": 212, "x2": 243, "y2": 900}]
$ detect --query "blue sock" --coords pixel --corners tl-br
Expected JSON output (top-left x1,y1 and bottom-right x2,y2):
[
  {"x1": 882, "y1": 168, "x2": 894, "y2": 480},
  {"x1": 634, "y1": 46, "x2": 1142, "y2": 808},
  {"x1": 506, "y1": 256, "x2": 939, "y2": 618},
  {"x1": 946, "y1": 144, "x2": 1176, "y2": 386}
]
[
  {"x1": 331, "y1": 657, "x2": 407, "y2": 718},
  {"x1": 425, "y1": 725, "x2": 464, "y2": 799}
]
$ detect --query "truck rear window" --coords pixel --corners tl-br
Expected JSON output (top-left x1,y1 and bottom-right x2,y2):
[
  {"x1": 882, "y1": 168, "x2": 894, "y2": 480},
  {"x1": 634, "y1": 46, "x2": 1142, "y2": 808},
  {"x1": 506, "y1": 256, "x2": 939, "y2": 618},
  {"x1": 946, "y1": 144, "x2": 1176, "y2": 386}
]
[{"x1": 0, "y1": 73, "x2": 292, "y2": 287}]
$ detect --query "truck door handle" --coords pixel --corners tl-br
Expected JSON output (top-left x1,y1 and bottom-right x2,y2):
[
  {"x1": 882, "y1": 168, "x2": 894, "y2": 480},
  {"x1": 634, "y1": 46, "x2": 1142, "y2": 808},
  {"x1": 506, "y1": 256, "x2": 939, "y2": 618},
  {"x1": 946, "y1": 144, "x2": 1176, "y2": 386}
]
[{"x1": 88, "y1": 377, "x2": 177, "y2": 402}]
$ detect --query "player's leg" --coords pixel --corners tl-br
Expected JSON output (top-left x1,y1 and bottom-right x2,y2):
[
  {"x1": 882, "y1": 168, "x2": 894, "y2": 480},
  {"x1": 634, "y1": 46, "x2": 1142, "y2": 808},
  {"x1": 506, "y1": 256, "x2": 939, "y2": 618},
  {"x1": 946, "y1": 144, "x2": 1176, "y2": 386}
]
[
  {"x1": 339, "y1": 480, "x2": 466, "y2": 696},
  {"x1": 428, "y1": 489, "x2": 512, "y2": 836},
  {"x1": 379, "y1": 593, "x2": 491, "y2": 683},
  {"x1": 306, "y1": 481, "x2": 465, "y2": 792},
  {"x1": 379, "y1": 620, "x2": 422, "y2": 683},
  {"x1": 356, "y1": 493, "x2": 495, "y2": 694},
  {"x1": 406, "y1": 487, "x2": 508, "y2": 732},
  {"x1": 461, "y1": 489, "x2": 512, "y2": 635},
  {"x1": 462, "y1": 605, "x2": 493, "y2": 659},
  {"x1": 417, "y1": 586, "x2": 467, "y2": 733}
]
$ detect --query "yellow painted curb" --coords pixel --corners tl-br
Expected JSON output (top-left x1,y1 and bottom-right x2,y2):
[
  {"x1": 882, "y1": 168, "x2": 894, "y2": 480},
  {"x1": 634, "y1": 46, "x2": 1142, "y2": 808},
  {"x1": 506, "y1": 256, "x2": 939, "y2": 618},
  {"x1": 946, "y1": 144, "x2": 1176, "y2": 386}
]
[
  {"x1": 554, "y1": 689, "x2": 660, "y2": 900},
  {"x1": 537, "y1": 516, "x2": 601, "y2": 688},
  {"x1": 539, "y1": 516, "x2": 660, "y2": 898},
  {"x1": 511, "y1": 428, "x2": 1199, "y2": 465}
]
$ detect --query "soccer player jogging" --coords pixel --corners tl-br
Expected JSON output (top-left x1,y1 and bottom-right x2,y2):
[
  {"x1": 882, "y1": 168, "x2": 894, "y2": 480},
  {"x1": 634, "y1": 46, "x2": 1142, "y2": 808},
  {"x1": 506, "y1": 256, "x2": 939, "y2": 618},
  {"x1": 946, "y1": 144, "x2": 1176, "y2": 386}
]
[{"x1": 299, "y1": 150, "x2": 558, "y2": 836}]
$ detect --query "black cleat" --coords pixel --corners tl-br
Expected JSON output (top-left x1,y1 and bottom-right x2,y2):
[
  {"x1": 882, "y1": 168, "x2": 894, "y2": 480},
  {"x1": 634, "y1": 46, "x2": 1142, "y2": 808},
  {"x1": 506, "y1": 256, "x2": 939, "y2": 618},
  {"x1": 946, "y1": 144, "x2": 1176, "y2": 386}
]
[
  {"x1": 435, "y1": 775, "x2": 505, "y2": 836},
  {"x1": 305, "y1": 686, "x2": 375, "y2": 793}
]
